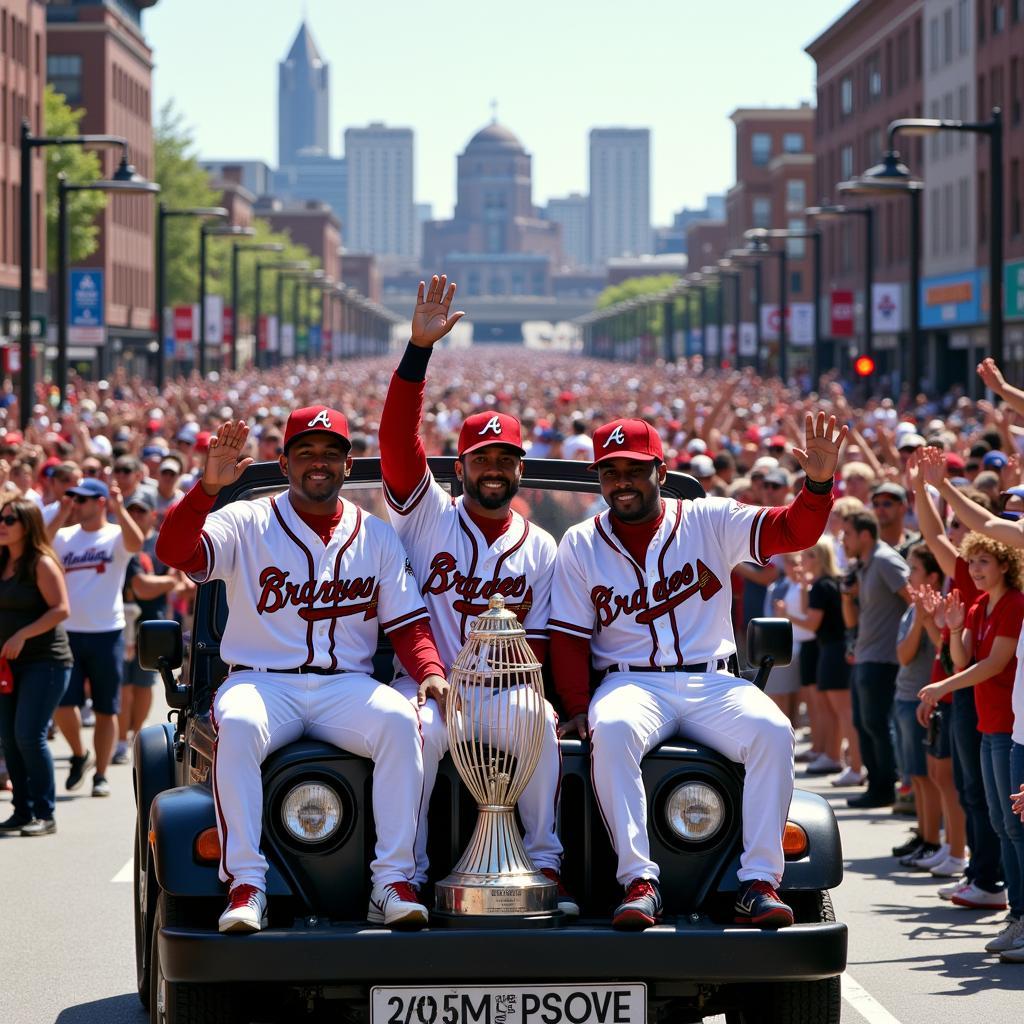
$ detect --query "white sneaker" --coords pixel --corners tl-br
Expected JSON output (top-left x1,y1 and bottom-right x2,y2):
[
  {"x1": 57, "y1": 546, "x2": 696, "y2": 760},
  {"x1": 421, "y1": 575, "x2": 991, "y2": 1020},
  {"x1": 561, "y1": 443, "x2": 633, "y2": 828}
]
[
  {"x1": 80, "y1": 701, "x2": 95, "y2": 728},
  {"x1": 929, "y1": 854, "x2": 969, "y2": 878},
  {"x1": 829, "y1": 766, "x2": 866, "y2": 787},
  {"x1": 911, "y1": 843, "x2": 950, "y2": 870},
  {"x1": 805, "y1": 754, "x2": 843, "y2": 776},
  {"x1": 984, "y1": 916, "x2": 1023, "y2": 953},
  {"x1": 951, "y1": 882, "x2": 1009, "y2": 910},
  {"x1": 938, "y1": 878, "x2": 970, "y2": 900},
  {"x1": 368, "y1": 882, "x2": 428, "y2": 928},
  {"x1": 218, "y1": 884, "x2": 267, "y2": 933}
]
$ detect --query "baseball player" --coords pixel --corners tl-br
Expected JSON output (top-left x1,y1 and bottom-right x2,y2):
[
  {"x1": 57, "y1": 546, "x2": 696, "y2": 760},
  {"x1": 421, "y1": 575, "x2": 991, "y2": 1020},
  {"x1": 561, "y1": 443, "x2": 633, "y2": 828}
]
[
  {"x1": 550, "y1": 414, "x2": 845, "y2": 929},
  {"x1": 378, "y1": 274, "x2": 576, "y2": 915},
  {"x1": 157, "y1": 408, "x2": 447, "y2": 933}
]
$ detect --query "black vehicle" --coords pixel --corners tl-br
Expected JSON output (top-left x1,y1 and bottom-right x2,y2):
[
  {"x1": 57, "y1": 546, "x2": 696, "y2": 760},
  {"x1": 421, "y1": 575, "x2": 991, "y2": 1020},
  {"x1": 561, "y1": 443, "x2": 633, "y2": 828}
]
[{"x1": 134, "y1": 458, "x2": 847, "y2": 1024}]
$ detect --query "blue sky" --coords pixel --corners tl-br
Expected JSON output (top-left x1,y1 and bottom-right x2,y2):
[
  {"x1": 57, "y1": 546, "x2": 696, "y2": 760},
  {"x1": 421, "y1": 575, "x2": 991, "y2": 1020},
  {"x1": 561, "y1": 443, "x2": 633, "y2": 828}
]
[{"x1": 146, "y1": 0, "x2": 853, "y2": 223}]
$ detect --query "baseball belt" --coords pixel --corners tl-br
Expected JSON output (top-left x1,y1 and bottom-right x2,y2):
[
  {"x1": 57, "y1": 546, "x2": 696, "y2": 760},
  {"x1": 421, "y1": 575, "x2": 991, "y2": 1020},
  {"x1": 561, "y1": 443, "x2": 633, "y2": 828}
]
[
  {"x1": 230, "y1": 664, "x2": 350, "y2": 677},
  {"x1": 612, "y1": 660, "x2": 728, "y2": 675}
]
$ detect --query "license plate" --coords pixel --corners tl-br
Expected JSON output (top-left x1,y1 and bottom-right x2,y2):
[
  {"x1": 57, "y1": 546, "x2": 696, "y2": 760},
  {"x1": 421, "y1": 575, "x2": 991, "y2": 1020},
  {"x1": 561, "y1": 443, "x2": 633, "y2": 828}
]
[{"x1": 371, "y1": 985, "x2": 646, "y2": 1024}]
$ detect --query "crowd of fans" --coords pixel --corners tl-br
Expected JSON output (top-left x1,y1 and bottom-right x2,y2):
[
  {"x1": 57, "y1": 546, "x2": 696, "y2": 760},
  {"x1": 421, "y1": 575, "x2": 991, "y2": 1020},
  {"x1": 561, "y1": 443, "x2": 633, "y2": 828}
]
[{"x1": 0, "y1": 346, "x2": 1022, "y2": 960}]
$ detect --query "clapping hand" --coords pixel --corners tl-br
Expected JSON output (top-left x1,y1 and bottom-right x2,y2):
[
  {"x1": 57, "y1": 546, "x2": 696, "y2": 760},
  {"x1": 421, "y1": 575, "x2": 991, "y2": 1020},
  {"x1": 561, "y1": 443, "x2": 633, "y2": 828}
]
[
  {"x1": 410, "y1": 275, "x2": 465, "y2": 349},
  {"x1": 978, "y1": 357, "x2": 1007, "y2": 394},
  {"x1": 201, "y1": 421, "x2": 254, "y2": 496},
  {"x1": 944, "y1": 589, "x2": 966, "y2": 633},
  {"x1": 791, "y1": 412, "x2": 848, "y2": 484},
  {"x1": 917, "y1": 445, "x2": 948, "y2": 490}
]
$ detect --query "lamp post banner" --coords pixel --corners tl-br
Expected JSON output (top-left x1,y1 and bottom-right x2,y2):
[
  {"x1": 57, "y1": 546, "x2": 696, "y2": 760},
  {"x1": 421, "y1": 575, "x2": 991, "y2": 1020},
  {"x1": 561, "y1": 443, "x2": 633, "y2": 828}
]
[
  {"x1": 872, "y1": 283, "x2": 904, "y2": 333},
  {"x1": 281, "y1": 323, "x2": 295, "y2": 357},
  {"x1": 68, "y1": 270, "x2": 105, "y2": 345},
  {"x1": 830, "y1": 290, "x2": 855, "y2": 337},
  {"x1": 738, "y1": 322, "x2": 757, "y2": 356},
  {"x1": 705, "y1": 324, "x2": 719, "y2": 355},
  {"x1": 204, "y1": 294, "x2": 223, "y2": 345},
  {"x1": 1004, "y1": 259, "x2": 1024, "y2": 320},
  {"x1": 760, "y1": 303, "x2": 815, "y2": 344}
]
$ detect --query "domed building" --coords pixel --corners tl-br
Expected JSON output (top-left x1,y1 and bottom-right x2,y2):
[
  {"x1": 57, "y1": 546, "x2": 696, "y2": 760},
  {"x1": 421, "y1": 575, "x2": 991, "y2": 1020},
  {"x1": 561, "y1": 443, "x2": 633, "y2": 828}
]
[{"x1": 422, "y1": 122, "x2": 561, "y2": 299}]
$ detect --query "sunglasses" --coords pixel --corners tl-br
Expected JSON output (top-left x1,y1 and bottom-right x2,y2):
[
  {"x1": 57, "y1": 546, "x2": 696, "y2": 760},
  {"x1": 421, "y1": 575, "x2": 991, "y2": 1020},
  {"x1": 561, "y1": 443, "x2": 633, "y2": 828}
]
[
  {"x1": 0, "y1": 514, "x2": 20, "y2": 526},
  {"x1": 762, "y1": 482, "x2": 786, "y2": 490},
  {"x1": 82, "y1": 467, "x2": 101, "y2": 476},
  {"x1": 872, "y1": 499, "x2": 898, "y2": 508},
  {"x1": 72, "y1": 495, "x2": 98, "y2": 504},
  {"x1": 113, "y1": 467, "x2": 134, "y2": 475}
]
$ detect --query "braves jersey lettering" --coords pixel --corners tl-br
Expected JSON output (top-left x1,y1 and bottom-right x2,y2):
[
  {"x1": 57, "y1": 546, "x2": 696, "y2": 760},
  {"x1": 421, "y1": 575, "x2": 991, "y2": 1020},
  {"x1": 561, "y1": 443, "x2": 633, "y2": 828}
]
[
  {"x1": 550, "y1": 497, "x2": 768, "y2": 669},
  {"x1": 384, "y1": 469, "x2": 555, "y2": 668},
  {"x1": 478, "y1": 415, "x2": 503, "y2": 437},
  {"x1": 193, "y1": 493, "x2": 427, "y2": 672},
  {"x1": 602, "y1": 425, "x2": 627, "y2": 449}
]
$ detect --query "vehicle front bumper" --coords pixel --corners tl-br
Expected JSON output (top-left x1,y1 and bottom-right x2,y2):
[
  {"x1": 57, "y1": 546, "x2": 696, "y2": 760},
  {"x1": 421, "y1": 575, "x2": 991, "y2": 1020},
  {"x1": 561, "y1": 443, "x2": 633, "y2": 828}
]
[{"x1": 160, "y1": 918, "x2": 847, "y2": 985}]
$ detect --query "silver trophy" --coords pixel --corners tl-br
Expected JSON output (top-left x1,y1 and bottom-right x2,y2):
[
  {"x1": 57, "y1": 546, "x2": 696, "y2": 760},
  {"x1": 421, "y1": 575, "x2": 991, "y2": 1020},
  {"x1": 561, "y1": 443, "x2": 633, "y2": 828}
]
[{"x1": 434, "y1": 595, "x2": 561, "y2": 925}]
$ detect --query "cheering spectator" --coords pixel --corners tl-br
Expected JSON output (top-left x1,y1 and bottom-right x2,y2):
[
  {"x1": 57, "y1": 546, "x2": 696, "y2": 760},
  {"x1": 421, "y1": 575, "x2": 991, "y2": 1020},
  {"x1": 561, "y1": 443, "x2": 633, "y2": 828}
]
[
  {"x1": 869, "y1": 482, "x2": 919, "y2": 558},
  {"x1": 0, "y1": 498, "x2": 72, "y2": 836}
]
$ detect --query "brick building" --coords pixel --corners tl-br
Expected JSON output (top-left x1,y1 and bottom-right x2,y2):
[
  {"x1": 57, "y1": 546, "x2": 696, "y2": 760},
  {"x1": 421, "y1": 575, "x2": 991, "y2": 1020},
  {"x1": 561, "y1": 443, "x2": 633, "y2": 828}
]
[
  {"x1": 806, "y1": 0, "x2": 925, "y2": 383},
  {"x1": 0, "y1": 0, "x2": 47, "y2": 359},
  {"x1": 46, "y1": 0, "x2": 158, "y2": 374}
]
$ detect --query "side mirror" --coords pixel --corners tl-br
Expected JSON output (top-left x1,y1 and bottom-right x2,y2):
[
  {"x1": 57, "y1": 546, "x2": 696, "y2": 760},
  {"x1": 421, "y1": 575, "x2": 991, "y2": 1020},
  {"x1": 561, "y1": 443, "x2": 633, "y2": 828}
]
[
  {"x1": 746, "y1": 617, "x2": 793, "y2": 692},
  {"x1": 138, "y1": 620, "x2": 188, "y2": 709}
]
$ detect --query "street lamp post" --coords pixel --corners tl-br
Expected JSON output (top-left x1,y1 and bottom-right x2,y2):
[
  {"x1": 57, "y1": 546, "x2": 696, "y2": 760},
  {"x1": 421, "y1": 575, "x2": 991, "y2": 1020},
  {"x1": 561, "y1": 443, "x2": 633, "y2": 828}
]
[
  {"x1": 198, "y1": 224, "x2": 254, "y2": 377},
  {"x1": 57, "y1": 171, "x2": 160, "y2": 404},
  {"x1": 275, "y1": 269, "x2": 319, "y2": 363},
  {"x1": 254, "y1": 260, "x2": 308, "y2": 369},
  {"x1": 806, "y1": 203, "x2": 875, "y2": 374},
  {"x1": 155, "y1": 205, "x2": 227, "y2": 390},
  {"x1": 838, "y1": 150, "x2": 924, "y2": 391},
  {"x1": 18, "y1": 120, "x2": 134, "y2": 426},
  {"x1": 718, "y1": 261, "x2": 742, "y2": 369},
  {"x1": 726, "y1": 247, "x2": 767, "y2": 375},
  {"x1": 229, "y1": 242, "x2": 283, "y2": 372}
]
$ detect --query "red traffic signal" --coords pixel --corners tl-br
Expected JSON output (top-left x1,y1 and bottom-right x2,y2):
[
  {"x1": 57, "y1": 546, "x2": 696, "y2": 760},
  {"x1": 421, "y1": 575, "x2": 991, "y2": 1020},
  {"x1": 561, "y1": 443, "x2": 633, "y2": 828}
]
[{"x1": 854, "y1": 355, "x2": 876, "y2": 377}]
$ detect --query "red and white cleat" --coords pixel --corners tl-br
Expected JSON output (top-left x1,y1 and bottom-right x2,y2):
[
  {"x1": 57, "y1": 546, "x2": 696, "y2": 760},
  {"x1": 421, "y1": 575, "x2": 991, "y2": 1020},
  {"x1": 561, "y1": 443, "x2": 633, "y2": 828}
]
[
  {"x1": 368, "y1": 881, "x2": 429, "y2": 929},
  {"x1": 218, "y1": 884, "x2": 268, "y2": 934}
]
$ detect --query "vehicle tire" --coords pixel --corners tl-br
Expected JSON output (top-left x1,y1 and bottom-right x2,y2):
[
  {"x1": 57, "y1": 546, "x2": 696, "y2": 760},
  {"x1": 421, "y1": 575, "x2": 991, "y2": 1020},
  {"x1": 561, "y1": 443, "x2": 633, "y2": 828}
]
[
  {"x1": 722, "y1": 891, "x2": 840, "y2": 1024},
  {"x1": 150, "y1": 891, "x2": 248, "y2": 1024},
  {"x1": 134, "y1": 827, "x2": 152, "y2": 1009}
]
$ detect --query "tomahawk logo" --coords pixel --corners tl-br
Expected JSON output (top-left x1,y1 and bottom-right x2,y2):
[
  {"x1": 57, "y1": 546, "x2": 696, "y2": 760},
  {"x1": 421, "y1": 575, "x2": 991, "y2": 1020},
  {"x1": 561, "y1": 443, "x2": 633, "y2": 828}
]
[
  {"x1": 478, "y1": 415, "x2": 503, "y2": 437},
  {"x1": 307, "y1": 409, "x2": 333, "y2": 429},
  {"x1": 603, "y1": 425, "x2": 626, "y2": 449}
]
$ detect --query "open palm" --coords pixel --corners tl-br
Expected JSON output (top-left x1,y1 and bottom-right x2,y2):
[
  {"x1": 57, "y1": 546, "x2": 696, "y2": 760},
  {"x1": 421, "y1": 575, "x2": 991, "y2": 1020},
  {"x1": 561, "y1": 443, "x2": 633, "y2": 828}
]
[
  {"x1": 410, "y1": 274, "x2": 465, "y2": 347},
  {"x1": 791, "y1": 412, "x2": 848, "y2": 484},
  {"x1": 202, "y1": 420, "x2": 253, "y2": 494}
]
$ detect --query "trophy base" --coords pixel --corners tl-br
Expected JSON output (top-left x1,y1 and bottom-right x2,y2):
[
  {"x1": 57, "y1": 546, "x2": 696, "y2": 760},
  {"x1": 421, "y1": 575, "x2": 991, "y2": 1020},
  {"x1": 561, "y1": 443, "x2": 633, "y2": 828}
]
[
  {"x1": 430, "y1": 909, "x2": 566, "y2": 929},
  {"x1": 434, "y1": 869, "x2": 561, "y2": 923}
]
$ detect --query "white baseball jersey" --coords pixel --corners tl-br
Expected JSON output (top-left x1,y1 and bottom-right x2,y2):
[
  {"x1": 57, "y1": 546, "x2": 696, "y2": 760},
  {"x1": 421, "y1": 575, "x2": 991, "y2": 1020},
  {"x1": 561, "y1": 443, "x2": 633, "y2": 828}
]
[
  {"x1": 54, "y1": 523, "x2": 133, "y2": 632},
  {"x1": 384, "y1": 469, "x2": 556, "y2": 668},
  {"x1": 550, "y1": 497, "x2": 771, "y2": 669},
  {"x1": 192, "y1": 493, "x2": 429, "y2": 672}
]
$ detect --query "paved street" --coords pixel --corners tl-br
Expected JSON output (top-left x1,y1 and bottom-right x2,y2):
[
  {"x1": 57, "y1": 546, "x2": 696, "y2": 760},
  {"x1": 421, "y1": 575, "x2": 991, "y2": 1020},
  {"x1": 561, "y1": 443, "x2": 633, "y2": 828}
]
[{"x1": 2, "y1": 705, "x2": 1022, "y2": 1024}]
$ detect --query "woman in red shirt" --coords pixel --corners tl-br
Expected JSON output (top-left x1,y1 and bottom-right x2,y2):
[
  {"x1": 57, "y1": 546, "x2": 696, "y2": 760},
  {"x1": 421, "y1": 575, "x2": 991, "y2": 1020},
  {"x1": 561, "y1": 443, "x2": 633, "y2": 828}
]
[{"x1": 919, "y1": 533, "x2": 1024, "y2": 956}]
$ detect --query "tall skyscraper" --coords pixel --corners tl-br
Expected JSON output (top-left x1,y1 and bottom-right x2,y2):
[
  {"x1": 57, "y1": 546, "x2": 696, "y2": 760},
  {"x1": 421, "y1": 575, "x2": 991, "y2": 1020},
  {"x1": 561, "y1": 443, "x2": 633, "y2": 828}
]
[
  {"x1": 278, "y1": 22, "x2": 329, "y2": 167},
  {"x1": 545, "y1": 193, "x2": 591, "y2": 268},
  {"x1": 273, "y1": 153, "x2": 347, "y2": 226},
  {"x1": 344, "y1": 124, "x2": 415, "y2": 259},
  {"x1": 588, "y1": 128, "x2": 652, "y2": 265}
]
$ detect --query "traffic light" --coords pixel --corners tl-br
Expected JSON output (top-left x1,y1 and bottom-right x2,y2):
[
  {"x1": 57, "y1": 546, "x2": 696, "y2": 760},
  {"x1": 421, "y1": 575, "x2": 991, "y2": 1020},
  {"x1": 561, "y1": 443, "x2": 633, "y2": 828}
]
[{"x1": 854, "y1": 355, "x2": 876, "y2": 377}]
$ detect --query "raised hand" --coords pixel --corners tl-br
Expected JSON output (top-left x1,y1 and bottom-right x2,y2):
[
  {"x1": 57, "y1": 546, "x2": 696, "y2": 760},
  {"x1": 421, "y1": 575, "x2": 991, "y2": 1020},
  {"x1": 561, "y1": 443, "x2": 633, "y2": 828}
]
[
  {"x1": 944, "y1": 589, "x2": 966, "y2": 632},
  {"x1": 905, "y1": 448, "x2": 923, "y2": 491},
  {"x1": 917, "y1": 444, "x2": 948, "y2": 490},
  {"x1": 201, "y1": 420, "x2": 253, "y2": 496},
  {"x1": 410, "y1": 274, "x2": 465, "y2": 348},
  {"x1": 791, "y1": 412, "x2": 849, "y2": 484},
  {"x1": 978, "y1": 357, "x2": 1007, "y2": 394}
]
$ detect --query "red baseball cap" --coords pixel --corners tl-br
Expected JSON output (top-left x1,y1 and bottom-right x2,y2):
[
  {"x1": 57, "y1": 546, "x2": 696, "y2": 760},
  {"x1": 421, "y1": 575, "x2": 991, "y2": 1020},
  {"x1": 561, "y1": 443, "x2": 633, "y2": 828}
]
[
  {"x1": 458, "y1": 411, "x2": 525, "y2": 457},
  {"x1": 194, "y1": 431, "x2": 212, "y2": 453},
  {"x1": 945, "y1": 452, "x2": 966, "y2": 472},
  {"x1": 768, "y1": 434, "x2": 788, "y2": 449},
  {"x1": 590, "y1": 419, "x2": 665, "y2": 468},
  {"x1": 283, "y1": 406, "x2": 351, "y2": 451}
]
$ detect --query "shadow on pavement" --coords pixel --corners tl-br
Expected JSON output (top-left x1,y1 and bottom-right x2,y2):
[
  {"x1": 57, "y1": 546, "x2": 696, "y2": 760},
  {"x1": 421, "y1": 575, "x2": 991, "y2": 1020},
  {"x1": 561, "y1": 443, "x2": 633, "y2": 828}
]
[
  {"x1": 54, "y1": 993, "x2": 147, "y2": 1024},
  {"x1": 852, "y1": 949, "x2": 1024, "y2": 995}
]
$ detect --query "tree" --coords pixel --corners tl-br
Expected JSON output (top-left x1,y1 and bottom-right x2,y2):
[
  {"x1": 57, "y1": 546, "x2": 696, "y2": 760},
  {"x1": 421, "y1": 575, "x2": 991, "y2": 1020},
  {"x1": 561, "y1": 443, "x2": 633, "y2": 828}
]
[
  {"x1": 154, "y1": 102, "x2": 317, "y2": 331},
  {"x1": 44, "y1": 84, "x2": 106, "y2": 272},
  {"x1": 595, "y1": 274, "x2": 685, "y2": 339}
]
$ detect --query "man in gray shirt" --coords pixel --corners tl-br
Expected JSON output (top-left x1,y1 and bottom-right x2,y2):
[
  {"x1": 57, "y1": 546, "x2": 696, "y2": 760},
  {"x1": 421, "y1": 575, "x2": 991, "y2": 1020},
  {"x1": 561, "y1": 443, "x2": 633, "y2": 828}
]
[{"x1": 840, "y1": 510, "x2": 912, "y2": 808}]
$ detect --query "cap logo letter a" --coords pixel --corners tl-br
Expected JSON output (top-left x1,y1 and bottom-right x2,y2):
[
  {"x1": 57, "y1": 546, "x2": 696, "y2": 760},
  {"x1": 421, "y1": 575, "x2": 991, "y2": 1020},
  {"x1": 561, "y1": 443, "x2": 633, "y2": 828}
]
[
  {"x1": 307, "y1": 409, "x2": 332, "y2": 429},
  {"x1": 478, "y1": 415, "x2": 503, "y2": 437},
  {"x1": 603, "y1": 424, "x2": 626, "y2": 449}
]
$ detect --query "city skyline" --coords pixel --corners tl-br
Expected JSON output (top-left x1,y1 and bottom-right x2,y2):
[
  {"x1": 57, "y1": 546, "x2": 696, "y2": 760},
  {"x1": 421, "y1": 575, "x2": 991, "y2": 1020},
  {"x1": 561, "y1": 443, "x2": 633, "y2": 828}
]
[{"x1": 146, "y1": 0, "x2": 850, "y2": 225}]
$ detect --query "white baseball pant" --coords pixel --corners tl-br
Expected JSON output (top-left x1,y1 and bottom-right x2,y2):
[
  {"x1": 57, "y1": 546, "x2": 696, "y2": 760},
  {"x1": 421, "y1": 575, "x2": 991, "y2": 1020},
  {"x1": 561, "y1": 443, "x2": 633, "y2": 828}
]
[
  {"x1": 588, "y1": 668, "x2": 794, "y2": 887},
  {"x1": 392, "y1": 676, "x2": 564, "y2": 885},
  {"x1": 212, "y1": 670, "x2": 423, "y2": 891}
]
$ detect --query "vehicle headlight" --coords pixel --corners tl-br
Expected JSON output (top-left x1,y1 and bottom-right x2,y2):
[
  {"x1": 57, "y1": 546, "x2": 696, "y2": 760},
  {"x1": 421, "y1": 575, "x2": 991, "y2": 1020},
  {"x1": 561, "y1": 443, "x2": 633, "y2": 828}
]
[
  {"x1": 281, "y1": 782, "x2": 342, "y2": 844},
  {"x1": 664, "y1": 781, "x2": 726, "y2": 842}
]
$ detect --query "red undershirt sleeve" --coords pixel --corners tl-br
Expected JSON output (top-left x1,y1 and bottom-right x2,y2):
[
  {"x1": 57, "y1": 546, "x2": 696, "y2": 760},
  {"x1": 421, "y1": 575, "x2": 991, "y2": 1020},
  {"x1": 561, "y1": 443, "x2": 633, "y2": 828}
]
[
  {"x1": 550, "y1": 631, "x2": 593, "y2": 719},
  {"x1": 155, "y1": 481, "x2": 216, "y2": 576},
  {"x1": 379, "y1": 371, "x2": 430, "y2": 505},
  {"x1": 757, "y1": 483, "x2": 834, "y2": 560},
  {"x1": 390, "y1": 618, "x2": 446, "y2": 684}
]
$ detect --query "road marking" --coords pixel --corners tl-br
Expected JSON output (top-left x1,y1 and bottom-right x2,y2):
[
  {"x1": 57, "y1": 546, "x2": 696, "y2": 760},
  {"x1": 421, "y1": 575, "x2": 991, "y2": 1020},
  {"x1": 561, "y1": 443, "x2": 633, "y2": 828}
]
[
  {"x1": 111, "y1": 857, "x2": 133, "y2": 883},
  {"x1": 842, "y1": 971, "x2": 902, "y2": 1024}
]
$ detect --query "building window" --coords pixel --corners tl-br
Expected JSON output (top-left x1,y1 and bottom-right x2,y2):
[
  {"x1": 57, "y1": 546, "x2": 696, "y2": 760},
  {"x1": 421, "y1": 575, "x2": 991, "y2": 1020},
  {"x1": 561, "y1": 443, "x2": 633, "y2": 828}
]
[
  {"x1": 786, "y1": 219, "x2": 805, "y2": 258},
  {"x1": 943, "y1": 7, "x2": 954, "y2": 63},
  {"x1": 959, "y1": 85, "x2": 970, "y2": 147},
  {"x1": 959, "y1": 0, "x2": 971, "y2": 51},
  {"x1": 790, "y1": 271, "x2": 803, "y2": 294},
  {"x1": 751, "y1": 132, "x2": 772, "y2": 166},
  {"x1": 1012, "y1": 159, "x2": 1022, "y2": 237},
  {"x1": 978, "y1": 0, "x2": 987, "y2": 41},
  {"x1": 979, "y1": 169, "x2": 988, "y2": 243},
  {"x1": 1015, "y1": 0, "x2": 1024, "y2": 22},
  {"x1": 840, "y1": 144, "x2": 854, "y2": 182},
  {"x1": 929, "y1": 16, "x2": 940, "y2": 71},
  {"x1": 1013, "y1": 58, "x2": 1022, "y2": 125},
  {"x1": 47, "y1": 54, "x2": 82, "y2": 105},
  {"x1": 752, "y1": 197, "x2": 772, "y2": 228},
  {"x1": 782, "y1": 132, "x2": 804, "y2": 154},
  {"x1": 840, "y1": 77, "x2": 854, "y2": 116},
  {"x1": 959, "y1": 176, "x2": 970, "y2": 248},
  {"x1": 931, "y1": 190, "x2": 941, "y2": 255},
  {"x1": 786, "y1": 179, "x2": 806, "y2": 212},
  {"x1": 943, "y1": 182, "x2": 954, "y2": 254},
  {"x1": 994, "y1": 1, "x2": 1006, "y2": 33}
]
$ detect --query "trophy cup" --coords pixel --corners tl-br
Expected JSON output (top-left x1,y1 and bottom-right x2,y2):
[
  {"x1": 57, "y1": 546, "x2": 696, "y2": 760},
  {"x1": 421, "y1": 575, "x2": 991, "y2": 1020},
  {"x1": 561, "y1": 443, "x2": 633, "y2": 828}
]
[{"x1": 434, "y1": 595, "x2": 562, "y2": 925}]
